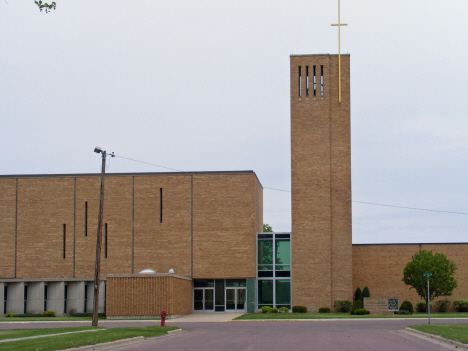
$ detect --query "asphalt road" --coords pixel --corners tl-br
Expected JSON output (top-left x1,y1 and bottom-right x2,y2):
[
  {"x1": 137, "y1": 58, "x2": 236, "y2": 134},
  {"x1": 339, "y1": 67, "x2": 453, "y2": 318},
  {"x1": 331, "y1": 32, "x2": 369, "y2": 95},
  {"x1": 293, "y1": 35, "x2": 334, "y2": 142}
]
[{"x1": 2, "y1": 319, "x2": 467, "y2": 351}]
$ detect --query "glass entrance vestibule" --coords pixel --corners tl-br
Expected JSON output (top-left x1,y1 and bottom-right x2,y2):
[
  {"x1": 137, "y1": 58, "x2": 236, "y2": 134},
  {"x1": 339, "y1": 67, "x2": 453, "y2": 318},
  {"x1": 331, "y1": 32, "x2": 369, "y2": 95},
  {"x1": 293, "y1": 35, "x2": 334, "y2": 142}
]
[{"x1": 193, "y1": 279, "x2": 246, "y2": 313}]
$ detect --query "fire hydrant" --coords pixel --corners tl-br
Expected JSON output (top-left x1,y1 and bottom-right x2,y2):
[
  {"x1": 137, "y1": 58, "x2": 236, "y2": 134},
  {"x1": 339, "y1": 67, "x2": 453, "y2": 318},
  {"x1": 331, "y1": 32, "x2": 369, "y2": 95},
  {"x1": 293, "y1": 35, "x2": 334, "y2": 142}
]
[{"x1": 160, "y1": 310, "x2": 167, "y2": 327}]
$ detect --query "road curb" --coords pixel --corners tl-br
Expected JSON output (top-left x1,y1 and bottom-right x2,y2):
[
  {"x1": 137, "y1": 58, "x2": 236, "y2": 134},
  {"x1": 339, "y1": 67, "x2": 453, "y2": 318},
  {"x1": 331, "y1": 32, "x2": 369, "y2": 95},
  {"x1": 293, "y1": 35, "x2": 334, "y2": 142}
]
[
  {"x1": 403, "y1": 327, "x2": 468, "y2": 350},
  {"x1": 63, "y1": 329, "x2": 183, "y2": 351}
]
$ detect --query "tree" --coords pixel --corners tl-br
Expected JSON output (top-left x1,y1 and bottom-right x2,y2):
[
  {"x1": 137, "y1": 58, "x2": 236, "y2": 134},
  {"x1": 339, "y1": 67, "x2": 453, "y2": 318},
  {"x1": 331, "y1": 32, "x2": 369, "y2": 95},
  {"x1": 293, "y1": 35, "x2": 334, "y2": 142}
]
[
  {"x1": 402, "y1": 250, "x2": 458, "y2": 302},
  {"x1": 361, "y1": 286, "x2": 370, "y2": 303},
  {"x1": 354, "y1": 287, "x2": 362, "y2": 302},
  {"x1": 263, "y1": 223, "x2": 273, "y2": 232}
]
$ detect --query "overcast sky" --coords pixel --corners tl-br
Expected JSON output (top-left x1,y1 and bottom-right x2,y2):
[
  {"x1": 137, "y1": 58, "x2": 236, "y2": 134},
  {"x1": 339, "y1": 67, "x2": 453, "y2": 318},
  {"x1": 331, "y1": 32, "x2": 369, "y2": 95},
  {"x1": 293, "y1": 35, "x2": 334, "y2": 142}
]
[{"x1": 1, "y1": 1, "x2": 467, "y2": 244}]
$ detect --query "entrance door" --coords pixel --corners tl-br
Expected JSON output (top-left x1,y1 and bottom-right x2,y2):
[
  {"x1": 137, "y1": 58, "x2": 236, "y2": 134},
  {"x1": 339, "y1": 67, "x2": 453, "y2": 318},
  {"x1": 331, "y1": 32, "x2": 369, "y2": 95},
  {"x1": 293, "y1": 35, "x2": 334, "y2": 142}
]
[
  {"x1": 225, "y1": 288, "x2": 246, "y2": 312},
  {"x1": 193, "y1": 288, "x2": 215, "y2": 313}
]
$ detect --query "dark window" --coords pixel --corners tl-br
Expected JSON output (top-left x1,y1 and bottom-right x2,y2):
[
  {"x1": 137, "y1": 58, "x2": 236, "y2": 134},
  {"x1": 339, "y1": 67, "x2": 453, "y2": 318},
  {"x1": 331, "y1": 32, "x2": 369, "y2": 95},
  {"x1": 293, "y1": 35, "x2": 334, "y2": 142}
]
[
  {"x1": 105, "y1": 223, "x2": 108, "y2": 259},
  {"x1": 193, "y1": 279, "x2": 214, "y2": 288},
  {"x1": 4, "y1": 285, "x2": 7, "y2": 313},
  {"x1": 64, "y1": 285, "x2": 68, "y2": 314},
  {"x1": 258, "y1": 234, "x2": 273, "y2": 239},
  {"x1": 23, "y1": 285, "x2": 27, "y2": 314},
  {"x1": 84, "y1": 285, "x2": 87, "y2": 313},
  {"x1": 306, "y1": 66, "x2": 309, "y2": 97},
  {"x1": 85, "y1": 202, "x2": 88, "y2": 237},
  {"x1": 44, "y1": 285, "x2": 48, "y2": 312},
  {"x1": 298, "y1": 66, "x2": 302, "y2": 97},
  {"x1": 313, "y1": 65, "x2": 317, "y2": 97},
  {"x1": 320, "y1": 65, "x2": 324, "y2": 97},
  {"x1": 160, "y1": 188, "x2": 163, "y2": 223},
  {"x1": 63, "y1": 224, "x2": 66, "y2": 259}
]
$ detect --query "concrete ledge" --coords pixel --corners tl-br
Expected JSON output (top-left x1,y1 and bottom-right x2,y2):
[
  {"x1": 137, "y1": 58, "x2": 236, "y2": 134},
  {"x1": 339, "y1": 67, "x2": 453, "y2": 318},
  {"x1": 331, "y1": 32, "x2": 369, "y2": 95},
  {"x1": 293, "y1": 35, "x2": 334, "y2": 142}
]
[
  {"x1": 65, "y1": 336, "x2": 145, "y2": 351},
  {"x1": 403, "y1": 327, "x2": 468, "y2": 350}
]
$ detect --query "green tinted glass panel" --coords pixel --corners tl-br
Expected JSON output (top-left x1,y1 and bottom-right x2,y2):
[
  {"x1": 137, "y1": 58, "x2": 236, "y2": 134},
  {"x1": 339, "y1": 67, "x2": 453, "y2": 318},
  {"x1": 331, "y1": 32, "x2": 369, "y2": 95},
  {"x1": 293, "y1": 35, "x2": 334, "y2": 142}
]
[
  {"x1": 258, "y1": 280, "x2": 273, "y2": 305},
  {"x1": 275, "y1": 265, "x2": 290, "y2": 271},
  {"x1": 258, "y1": 240, "x2": 273, "y2": 265},
  {"x1": 258, "y1": 265, "x2": 273, "y2": 271},
  {"x1": 275, "y1": 280, "x2": 291, "y2": 305},
  {"x1": 275, "y1": 240, "x2": 290, "y2": 266}
]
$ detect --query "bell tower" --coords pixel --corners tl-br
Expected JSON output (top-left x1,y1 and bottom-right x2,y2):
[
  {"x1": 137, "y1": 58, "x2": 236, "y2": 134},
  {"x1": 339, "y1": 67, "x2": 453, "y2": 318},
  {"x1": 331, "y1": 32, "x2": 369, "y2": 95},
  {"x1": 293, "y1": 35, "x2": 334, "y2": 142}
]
[{"x1": 290, "y1": 54, "x2": 352, "y2": 310}]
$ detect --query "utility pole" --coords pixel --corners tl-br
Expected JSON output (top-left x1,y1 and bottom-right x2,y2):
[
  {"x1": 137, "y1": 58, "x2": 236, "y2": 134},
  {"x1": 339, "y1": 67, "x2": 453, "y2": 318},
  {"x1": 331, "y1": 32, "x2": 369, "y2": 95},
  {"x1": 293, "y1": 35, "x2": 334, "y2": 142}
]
[{"x1": 92, "y1": 147, "x2": 114, "y2": 327}]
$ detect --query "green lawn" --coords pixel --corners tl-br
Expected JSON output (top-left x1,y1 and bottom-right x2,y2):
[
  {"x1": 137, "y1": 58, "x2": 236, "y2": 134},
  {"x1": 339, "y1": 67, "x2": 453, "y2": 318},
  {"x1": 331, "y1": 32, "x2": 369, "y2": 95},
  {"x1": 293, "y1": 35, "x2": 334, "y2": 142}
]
[
  {"x1": 0, "y1": 326, "x2": 178, "y2": 351},
  {"x1": 234, "y1": 312, "x2": 468, "y2": 320},
  {"x1": 410, "y1": 324, "x2": 468, "y2": 344}
]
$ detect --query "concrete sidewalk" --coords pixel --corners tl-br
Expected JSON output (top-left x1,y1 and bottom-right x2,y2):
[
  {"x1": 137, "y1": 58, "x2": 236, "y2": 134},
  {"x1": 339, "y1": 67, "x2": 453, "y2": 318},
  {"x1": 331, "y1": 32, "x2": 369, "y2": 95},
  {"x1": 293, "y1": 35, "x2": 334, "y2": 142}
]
[{"x1": 166, "y1": 313, "x2": 243, "y2": 323}]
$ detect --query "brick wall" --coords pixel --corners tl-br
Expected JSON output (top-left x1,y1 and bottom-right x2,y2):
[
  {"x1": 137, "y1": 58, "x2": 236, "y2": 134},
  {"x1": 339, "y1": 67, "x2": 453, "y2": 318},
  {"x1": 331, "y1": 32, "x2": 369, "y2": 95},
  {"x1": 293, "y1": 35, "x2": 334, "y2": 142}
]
[
  {"x1": 353, "y1": 243, "x2": 468, "y2": 308},
  {"x1": 291, "y1": 54, "x2": 352, "y2": 309},
  {"x1": 106, "y1": 274, "x2": 192, "y2": 316}
]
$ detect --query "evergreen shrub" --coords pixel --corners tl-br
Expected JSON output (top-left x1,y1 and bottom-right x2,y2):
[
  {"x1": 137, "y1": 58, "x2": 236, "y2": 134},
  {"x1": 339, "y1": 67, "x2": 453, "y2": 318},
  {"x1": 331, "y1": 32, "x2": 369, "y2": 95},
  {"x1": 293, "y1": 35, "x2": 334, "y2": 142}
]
[
  {"x1": 318, "y1": 307, "x2": 330, "y2": 313},
  {"x1": 5, "y1": 313, "x2": 15, "y2": 317},
  {"x1": 271, "y1": 308, "x2": 278, "y2": 313},
  {"x1": 361, "y1": 286, "x2": 370, "y2": 302},
  {"x1": 435, "y1": 299, "x2": 451, "y2": 312},
  {"x1": 13, "y1": 313, "x2": 42, "y2": 317},
  {"x1": 292, "y1": 306, "x2": 307, "y2": 313},
  {"x1": 354, "y1": 287, "x2": 362, "y2": 302},
  {"x1": 261, "y1": 306, "x2": 273, "y2": 313},
  {"x1": 353, "y1": 308, "x2": 370, "y2": 315},
  {"x1": 279, "y1": 307, "x2": 289, "y2": 313},
  {"x1": 453, "y1": 299, "x2": 468, "y2": 312},
  {"x1": 399, "y1": 300, "x2": 413, "y2": 314},
  {"x1": 41, "y1": 310, "x2": 57, "y2": 317},
  {"x1": 334, "y1": 300, "x2": 352, "y2": 313},
  {"x1": 350, "y1": 300, "x2": 363, "y2": 315},
  {"x1": 415, "y1": 300, "x2": 432, "y2": 312}
]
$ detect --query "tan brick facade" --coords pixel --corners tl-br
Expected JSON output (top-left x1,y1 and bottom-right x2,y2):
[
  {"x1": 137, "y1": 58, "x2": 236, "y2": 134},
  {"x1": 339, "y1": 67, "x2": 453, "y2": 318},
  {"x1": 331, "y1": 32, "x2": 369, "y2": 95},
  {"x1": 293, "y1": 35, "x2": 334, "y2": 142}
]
[
  {"x1": 353, "y1": 243, "x2": 468, "y2": 309},
  {"x1": 291, "y1": 55, "x2": 353, "y2": 309},
  {"x1": 0, "y1": 171, "x2": 262, "y2": 281},
  {"x1": 106, "y1": 274, "x2": 192, "y2": 317}
]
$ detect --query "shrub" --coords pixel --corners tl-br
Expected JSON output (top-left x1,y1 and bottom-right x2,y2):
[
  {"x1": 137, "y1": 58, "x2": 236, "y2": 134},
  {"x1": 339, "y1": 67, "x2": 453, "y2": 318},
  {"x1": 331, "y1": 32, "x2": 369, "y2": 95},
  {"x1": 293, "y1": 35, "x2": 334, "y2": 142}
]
[
  {"x1": 279, "y1": 307, "x2": 289, "y2": 313},
  {"x1": 70, "y1": 313, "x2": 105, "y2": 318},
  {"x1": 361, "y1": 286, "x2": 370, "y2": 303},
  {"x1": 353, "y1": 308, "x2": 370, "y2": 315},
  {"x1": 261, "y1": 306, "x2": 273, "y2": 313},
  {"x1": 453, "y1": 299, "x2": 468, "y2": 312},
  {"x1": 397, "y1": 310, "x2": 411, "y2": 315},
  {"x1": 41, "y1": 310, "x2": 57, "y2": 317},
  {"x1": 350, "y1": 300, "x2": 363, "y2": 315},
  {"x1": 67, "y1": 308, "x2": 77, "y2": 316},
  {"x1": 399, "y1": 300, "x2": 413, "y2": 314},
  {"x1": 292, "y1": 306, "x2": 307, "y2": 313},
  {"x1": 435, "y1": 299, "x2": 451, "y2": 312},
  {"x1": 415, "y1": 300, "x2": 432, "y2": 313},
  {"x1": 5, "y1": 313, "x2": 15, "y2": 317},
  {"x1": 334, "y1": 300, "x2": 352, "y2": 313},
  {"x1": 354, "y1": 287, "x2": 362, "y2": 302},
  {"x1": 13, "y1": 314, "x2": 42, "y2": 317},
  {"x1": 271, "y1": 308, "x2": 278, "y2": 313},
  {"x1": 318, "y1": 307, "x2": 331, "y2": 313}
]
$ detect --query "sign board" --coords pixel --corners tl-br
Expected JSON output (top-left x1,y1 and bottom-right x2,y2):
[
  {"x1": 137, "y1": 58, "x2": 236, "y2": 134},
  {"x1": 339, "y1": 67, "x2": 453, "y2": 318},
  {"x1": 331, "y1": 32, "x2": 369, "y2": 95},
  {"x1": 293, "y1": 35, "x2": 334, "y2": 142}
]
[
  {"x1": 364, "y1": 297, "x2": 399, "y2": 312},
  {"x1": 423, "y1": 273, "x2": 432, "y2": 277}
]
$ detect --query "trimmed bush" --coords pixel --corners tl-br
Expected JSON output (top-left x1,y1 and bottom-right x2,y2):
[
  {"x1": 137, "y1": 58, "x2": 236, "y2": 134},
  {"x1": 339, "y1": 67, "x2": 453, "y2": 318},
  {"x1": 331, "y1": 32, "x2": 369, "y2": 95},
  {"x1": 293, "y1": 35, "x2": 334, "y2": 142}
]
[
  {"x1": 318, "y1": 307, "x2": 331, "y2": 313},
  {"x1": 279, "y1": 307, "x2": 289, "y2": 313},
  {"x1": 70, "y1": 312, "x2": 106, "y2": 318},
  {"x1": 435, "y1": 299, "x2": 451, "y2": 312},
  {"x1": 41, "y1": 310, "x2": 57, "y2": 317},
  {"x1": 5, "y1": 313, "x2": 15, "y2": 317},
  {"x1": 453, "y1": 299, "x2": 468, "y2": 312},
  {"x1": 415, "y1": 300, "x2": 432, "y2": 313},
  {"x1": 354, "y1": 287, "x2": 362, "y2": 302},
  {"x1": 12, "y1": 313, "x2": 42, "y2": 317},
  {"x1": 334, "y1": 300, "x2": 352, "y2": 313},
  {"x1": 353, "y1": 308, "x2": 370, "y2": 315},
  {"x1": 399, "y1": 300, "x2": 413, "y2": 314},
  {"x1": 350, "y1": 300, "x2": 363, "y2": 315},
  {"x1": 292, "y1": 306, "x2": 307, "y2": 313},
  {"x1": 261, "y1": 306, "x2": 273, "y2": 313}
]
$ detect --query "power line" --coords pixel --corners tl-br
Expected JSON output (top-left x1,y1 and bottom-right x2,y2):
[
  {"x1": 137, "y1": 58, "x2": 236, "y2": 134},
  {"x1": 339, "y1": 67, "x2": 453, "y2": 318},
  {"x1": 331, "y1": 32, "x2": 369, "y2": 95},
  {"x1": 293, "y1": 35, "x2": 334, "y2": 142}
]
[{"x1": 113, "y1": 154, "x2": 468, "y2": 215}]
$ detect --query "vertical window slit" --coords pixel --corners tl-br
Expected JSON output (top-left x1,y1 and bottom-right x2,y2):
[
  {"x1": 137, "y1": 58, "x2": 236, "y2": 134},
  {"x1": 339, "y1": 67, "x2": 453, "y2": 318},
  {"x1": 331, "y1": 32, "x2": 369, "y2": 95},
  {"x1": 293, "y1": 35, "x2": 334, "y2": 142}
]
[
  {"x1": 160, "y1": 188, "x2": 163, "y2": 223},
  {"x1": 320, "y1": 65, "x2": 324, "y2": 97},
  {"x1": 63, "y1": 224, "x2": 66, "y2": 259},
  {"x1": 298, "y1": 66, "x2": 302, "y2": 97},
  {"x1": 4, "y1": 286, "x2": 7, "y2": 313},
  {"x1": 306, "y1": 66, "x2": 309, "y2": 97},
  {"x1": 84, "y1": 285, "x2": 88, "y2": 312},
  {"x1": 23, "y1": 285, "x2": 27, "y2": 314},
  {"x1": 44, "y1": 285, "x2": 47, "y2": 312},
  {"x1": 105, "y1": 223, "x2": 108, "y2": 259},
  {"x1": 313, "y1": 65, "x2": 317, "y2": 97},
  {"x1": 64, "y1": 285, "x2": 67, "y2": 314},
  {"x1": 84, "y1": 202, "x2": 88, "y2": 237}
]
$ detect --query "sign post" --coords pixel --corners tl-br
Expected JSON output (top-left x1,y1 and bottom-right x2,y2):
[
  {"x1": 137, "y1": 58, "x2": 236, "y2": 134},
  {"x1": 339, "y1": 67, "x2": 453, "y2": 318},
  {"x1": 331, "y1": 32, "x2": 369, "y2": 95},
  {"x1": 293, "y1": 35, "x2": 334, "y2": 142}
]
[{"x1": 423, "y1": 273, "x2": 432, "y2": 325}]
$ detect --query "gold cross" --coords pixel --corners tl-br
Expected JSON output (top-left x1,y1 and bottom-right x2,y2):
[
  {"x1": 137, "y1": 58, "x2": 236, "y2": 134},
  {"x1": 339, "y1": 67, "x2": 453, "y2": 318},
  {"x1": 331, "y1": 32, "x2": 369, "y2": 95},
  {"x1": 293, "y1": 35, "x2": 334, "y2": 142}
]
[{"x1": 331, "y1": 0, "x2": 347, "y2": 103}]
